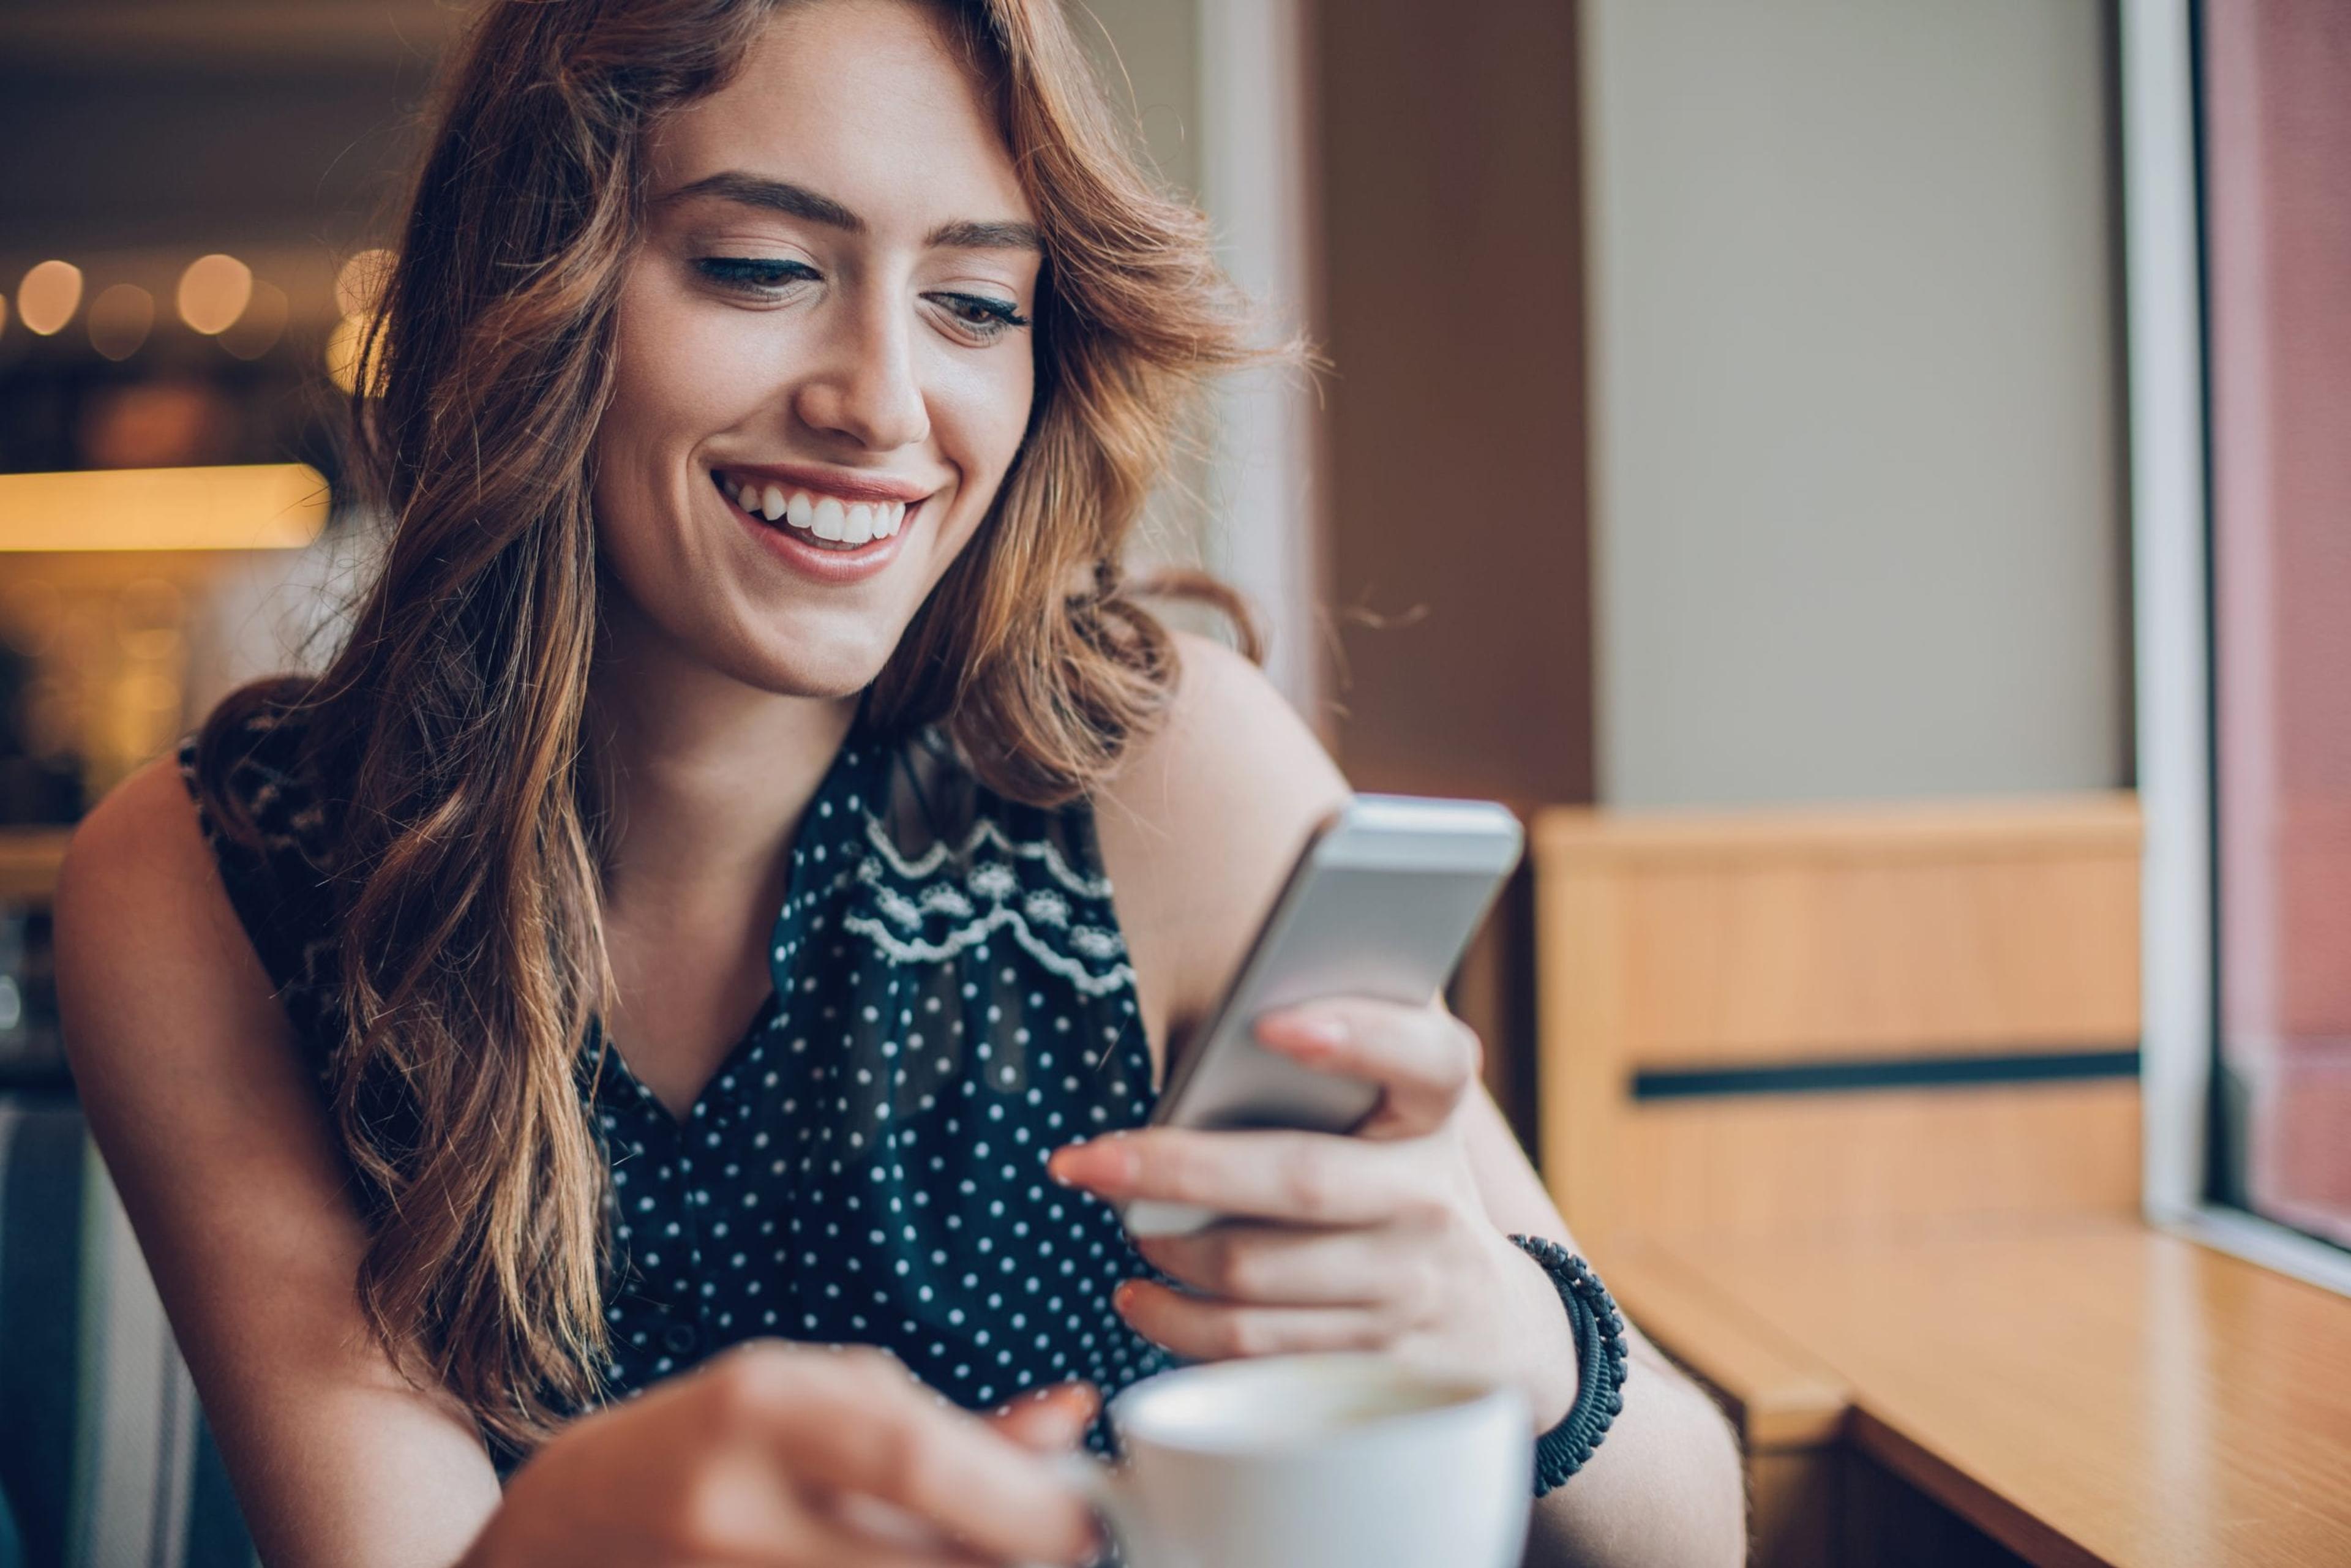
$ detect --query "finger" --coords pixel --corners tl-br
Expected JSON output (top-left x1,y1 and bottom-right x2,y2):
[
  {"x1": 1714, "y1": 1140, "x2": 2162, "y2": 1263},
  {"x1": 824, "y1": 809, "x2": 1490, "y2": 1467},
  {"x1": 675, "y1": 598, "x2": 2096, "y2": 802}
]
[
  {"x1": 1050, "y1": 1127, "x2": 1420, "y2": 1227},
  {"x1": 1113, "y1": 1278, "x2": 1391, "y2": 1362},
  {"x1": 1255, "y1": 1000, "x2": 1481, "y2": 1138},
  {"x1": 1131, "y1": 1222, "x2": 1393, "y2": 1307},
  {"x1": 713, "y1": 1346, "x2": 1097, "y2": 1566},
  {"x1": 986, "y1": 1382, "x2": 1100, "y2": 1453}
]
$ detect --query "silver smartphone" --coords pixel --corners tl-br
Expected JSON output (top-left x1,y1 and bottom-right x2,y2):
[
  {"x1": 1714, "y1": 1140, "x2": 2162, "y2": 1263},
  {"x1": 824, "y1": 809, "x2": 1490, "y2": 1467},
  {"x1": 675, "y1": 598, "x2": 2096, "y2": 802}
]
[{"x1": 1120, "y1": 793, "x2": 1524, "y2": 1238}]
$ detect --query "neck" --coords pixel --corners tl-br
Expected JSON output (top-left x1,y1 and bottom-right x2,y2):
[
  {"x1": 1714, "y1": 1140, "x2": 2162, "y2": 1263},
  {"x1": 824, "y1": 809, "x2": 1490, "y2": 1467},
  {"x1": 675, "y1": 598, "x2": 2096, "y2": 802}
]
[{"x1": 585, "y1": 593, "x2": 858, "y2": 903}]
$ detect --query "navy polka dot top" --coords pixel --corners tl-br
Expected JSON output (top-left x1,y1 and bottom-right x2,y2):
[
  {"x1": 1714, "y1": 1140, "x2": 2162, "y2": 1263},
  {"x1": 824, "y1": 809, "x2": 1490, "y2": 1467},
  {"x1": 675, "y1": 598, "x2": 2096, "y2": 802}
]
[{"x1": 180, "y1": 699, "x2": 1174, "y2": 1446}]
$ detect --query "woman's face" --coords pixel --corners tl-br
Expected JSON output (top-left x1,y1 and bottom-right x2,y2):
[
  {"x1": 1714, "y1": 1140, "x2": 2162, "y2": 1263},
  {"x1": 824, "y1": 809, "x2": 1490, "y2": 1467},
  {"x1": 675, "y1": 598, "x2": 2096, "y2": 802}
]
[{"x1": 593, "y1": 0, "x2": 1040, "y2": 697}]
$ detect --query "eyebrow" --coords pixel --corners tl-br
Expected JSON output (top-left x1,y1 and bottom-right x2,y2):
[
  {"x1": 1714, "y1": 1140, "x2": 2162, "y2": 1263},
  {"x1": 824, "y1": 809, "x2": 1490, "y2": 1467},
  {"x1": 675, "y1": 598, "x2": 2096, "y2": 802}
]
[
  {"x1": 926, "y1": 217, "x2": 1044, "y2": 252},
  {"x1": 662, "y1": 171, "x2": 1043, "y2": 252}
]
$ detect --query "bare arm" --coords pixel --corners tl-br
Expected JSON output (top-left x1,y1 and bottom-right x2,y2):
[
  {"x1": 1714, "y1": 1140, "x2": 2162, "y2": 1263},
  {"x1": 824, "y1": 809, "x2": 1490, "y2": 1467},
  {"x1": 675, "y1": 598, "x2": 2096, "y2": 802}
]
[
  {"x1": 1091, "y1": 635, "x2": 1745, "y2": 1568},
  {"x1": 56, "y1": 759, "x2": 504, "y2": 1567},
  {"x1": 1462, "y1": 1094, "x2": 1746, "y2": 1567}
]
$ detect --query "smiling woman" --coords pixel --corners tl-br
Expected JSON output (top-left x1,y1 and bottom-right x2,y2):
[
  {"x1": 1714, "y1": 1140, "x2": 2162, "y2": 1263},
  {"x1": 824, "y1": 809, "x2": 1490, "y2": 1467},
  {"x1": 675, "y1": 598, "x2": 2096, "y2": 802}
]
[
  {"x1": 594, "y1": 13, "x2": 1052, "y2": 698},
  {"x1": 50, "y1": 2, "x2": 1742, "y2": 1566}
]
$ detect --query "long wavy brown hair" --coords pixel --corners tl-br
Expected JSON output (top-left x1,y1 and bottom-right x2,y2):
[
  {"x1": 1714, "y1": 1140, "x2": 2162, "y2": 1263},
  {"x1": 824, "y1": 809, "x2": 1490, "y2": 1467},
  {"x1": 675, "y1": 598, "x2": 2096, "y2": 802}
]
[{"x1": 192, "y1": 0, "x2": 1263, "y2": 1451}]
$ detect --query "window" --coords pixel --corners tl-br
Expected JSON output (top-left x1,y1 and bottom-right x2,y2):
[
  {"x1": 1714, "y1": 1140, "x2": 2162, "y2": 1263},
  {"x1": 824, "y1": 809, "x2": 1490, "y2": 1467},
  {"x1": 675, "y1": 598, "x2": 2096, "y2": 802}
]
[
  {"x1": 2134, "y1": 0, "x2": 2351, "y2": 1291},
  {"x1": 2202, "y1": 0, "x2": 2351, "y2": 1253}
]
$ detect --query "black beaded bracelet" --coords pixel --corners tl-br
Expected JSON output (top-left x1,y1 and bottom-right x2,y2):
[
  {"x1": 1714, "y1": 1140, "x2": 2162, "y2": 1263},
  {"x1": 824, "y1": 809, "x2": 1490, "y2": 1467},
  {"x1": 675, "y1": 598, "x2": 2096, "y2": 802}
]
[{"x1": 1507, "y1": 1234, "x2": 1629, "y2": 1495}]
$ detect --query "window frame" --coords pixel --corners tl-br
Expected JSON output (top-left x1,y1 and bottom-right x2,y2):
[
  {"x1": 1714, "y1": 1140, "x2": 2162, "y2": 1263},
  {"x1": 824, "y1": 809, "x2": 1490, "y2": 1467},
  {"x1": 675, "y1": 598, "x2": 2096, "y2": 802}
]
[{"x1": 2128, "y1": 0, "x2": 2351, "y2": 1297}]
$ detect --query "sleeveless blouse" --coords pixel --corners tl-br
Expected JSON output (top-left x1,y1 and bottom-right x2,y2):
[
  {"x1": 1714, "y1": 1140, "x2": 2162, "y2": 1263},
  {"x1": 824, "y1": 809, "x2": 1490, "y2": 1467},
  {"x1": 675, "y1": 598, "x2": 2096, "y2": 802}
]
[{"x1": 179, "y1": 700, "x2": 1173, "y2": 1442}]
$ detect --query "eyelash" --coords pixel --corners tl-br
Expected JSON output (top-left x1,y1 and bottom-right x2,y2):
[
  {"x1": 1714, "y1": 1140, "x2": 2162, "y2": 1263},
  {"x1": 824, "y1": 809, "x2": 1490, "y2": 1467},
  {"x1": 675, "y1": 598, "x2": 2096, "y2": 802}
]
[
  {"x1": 696, "y1": 257, "x2": 819, "y2": 291},
  {"x1": 692, "y1": 257, "x2": 1030, "y2": 341}
]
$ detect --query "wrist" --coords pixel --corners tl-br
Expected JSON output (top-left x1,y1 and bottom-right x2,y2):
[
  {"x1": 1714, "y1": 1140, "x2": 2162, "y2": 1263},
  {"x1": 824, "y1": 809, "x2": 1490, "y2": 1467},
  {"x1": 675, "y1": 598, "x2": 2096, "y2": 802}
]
[
  {"x1": 1506, "y1": 1234, "x2": 1630, "y2": 1496},
  {"x1": 1500, "y1": 1236, "x2": 1584, "y2": 1430}
]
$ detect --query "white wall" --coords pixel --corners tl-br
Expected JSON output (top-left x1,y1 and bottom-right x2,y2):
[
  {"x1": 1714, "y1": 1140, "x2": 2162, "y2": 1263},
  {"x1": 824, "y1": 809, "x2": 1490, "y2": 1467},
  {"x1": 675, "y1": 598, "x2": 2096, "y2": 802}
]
[
  {"x1": 1584, "y1": 0, "x2": 2126, "y2": 807},
  {"x1": 1078, "y1": 0, "x2": 1322, "y2": 713},
  {"x1": 1070, "y1": 0, "x2": 1200, "y2": 193}
]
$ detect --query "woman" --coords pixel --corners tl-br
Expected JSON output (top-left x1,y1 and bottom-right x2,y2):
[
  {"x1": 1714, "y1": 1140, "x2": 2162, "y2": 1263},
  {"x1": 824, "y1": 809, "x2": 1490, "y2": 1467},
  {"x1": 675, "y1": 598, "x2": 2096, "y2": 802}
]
[{"x1": 55, "y1": 1, "x2": 1743, "y2": 1564}]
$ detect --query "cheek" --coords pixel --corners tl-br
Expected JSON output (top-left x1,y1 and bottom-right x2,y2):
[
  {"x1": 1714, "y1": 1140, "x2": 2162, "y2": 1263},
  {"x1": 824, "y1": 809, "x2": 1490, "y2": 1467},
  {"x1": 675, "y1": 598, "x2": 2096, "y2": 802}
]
[
  {"x1": 927, "y1": 347, "x2": 1037, "y2": 520},
  {"x1": 596, "y1": 276, "x2": 784, "y2": 511}
]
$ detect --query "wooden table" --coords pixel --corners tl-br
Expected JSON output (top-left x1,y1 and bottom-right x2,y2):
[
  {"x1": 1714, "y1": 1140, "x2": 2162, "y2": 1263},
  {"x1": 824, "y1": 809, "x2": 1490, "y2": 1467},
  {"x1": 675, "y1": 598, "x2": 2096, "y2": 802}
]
[{"x1": 1632, "y1": 1218, "x2": 2351, "y2": 1567}]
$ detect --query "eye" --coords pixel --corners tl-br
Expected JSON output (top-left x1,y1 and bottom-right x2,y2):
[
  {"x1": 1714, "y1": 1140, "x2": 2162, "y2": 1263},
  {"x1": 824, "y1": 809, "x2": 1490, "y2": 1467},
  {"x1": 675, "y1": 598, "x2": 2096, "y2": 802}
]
[
  {"x1": 928, "y1": 291, "x2": 1030, "y2": 343},
  {"x1": 695, "y1": 257, "x2": 820, "y2": 296}
]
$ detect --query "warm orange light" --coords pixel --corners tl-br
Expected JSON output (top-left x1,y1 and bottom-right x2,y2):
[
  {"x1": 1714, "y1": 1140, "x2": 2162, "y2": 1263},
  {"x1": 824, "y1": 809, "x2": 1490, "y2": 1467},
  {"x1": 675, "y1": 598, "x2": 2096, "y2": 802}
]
[
  {"x1": 0, "y1": 293, "x2": 10, "y2": 341},
  {"x1": 219, "y1": 279, "x2": 288, "y2": 361},
  {"x1": 325, "y1": 312, "x2": 386, "y2": 397},
  {"x1": 326, "y1": 314, "x2": 362, "y2": 394},
  {"x1": 0, "y1": 464, "x2": 329, "y2": 552},
  {"x1": 18, "y1": 261, "x2": 83, "y2": 336},
  {"x1": 334, "y1": 247, "x2": 396, "y2": 318},
  {"x1": 88, "y1": 284, "x2": 156, "y2": 361},
  {"x1": 177, "y1": 253, "x2": 255, "y2": 336}
]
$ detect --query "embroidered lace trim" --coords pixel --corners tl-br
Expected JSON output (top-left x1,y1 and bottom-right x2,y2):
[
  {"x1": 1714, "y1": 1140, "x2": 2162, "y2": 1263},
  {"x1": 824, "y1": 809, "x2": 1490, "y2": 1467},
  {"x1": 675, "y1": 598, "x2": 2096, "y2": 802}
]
[{"x1": 845, "y1": 818, "x2": 1133, "y2": 997}]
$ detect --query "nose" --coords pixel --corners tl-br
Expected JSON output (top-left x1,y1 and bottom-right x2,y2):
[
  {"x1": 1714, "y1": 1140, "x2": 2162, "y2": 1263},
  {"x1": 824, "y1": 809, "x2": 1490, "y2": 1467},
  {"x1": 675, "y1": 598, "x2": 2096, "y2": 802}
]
[{"x1": 792, "y1": 293, "x2": 931, "y2": 453}]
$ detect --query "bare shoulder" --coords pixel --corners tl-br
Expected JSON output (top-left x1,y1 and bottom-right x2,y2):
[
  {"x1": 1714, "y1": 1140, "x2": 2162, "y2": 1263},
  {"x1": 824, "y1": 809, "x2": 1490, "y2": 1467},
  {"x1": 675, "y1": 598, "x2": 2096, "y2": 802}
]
[
  {"x1": 59, "y1": 763, "x2": 504, "y2": 1561},
  {"x1": 1097, "y1": 632, "x2": 1345, "y2": 833},
  {"x1": 61, "y1": 750, "x2": 220, "y2": 908},
  {"x1": 1094, "y1": 632, "x2": 1349, "y2": 1058},
  {"x1": 54, "y1": 754, "x2": 266, "y2": 1054},
  {"x1": 56, "y1": 754, "x2": 309, "y2": 1153}
]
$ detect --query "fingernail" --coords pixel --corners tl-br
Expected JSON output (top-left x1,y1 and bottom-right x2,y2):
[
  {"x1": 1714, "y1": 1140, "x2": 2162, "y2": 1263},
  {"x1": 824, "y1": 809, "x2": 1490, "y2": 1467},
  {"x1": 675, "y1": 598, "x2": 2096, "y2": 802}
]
[
  {"x1": 1053, "y1": 1381, "x2": 1103, "y2": 1424},
  {"x1": 1048, "y1": 1137, "x2": 1134, "y2": 1193},
  {"x1": 1265, "y1": 1011, "x2": 1349, "y2": 1056}
]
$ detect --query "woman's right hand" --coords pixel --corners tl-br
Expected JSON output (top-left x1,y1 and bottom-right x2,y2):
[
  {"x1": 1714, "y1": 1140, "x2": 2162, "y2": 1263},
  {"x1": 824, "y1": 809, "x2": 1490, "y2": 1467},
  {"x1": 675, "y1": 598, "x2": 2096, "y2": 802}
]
[{"x1": 461, "y1": 1342, "x2": 1100, "y2": 1567}]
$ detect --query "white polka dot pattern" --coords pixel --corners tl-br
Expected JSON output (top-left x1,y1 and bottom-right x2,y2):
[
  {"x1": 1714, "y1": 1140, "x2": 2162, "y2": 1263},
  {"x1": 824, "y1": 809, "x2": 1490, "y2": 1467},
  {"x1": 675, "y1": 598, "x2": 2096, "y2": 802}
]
[{"x1": 587, "y1": 731, "x2": 1170, "y2": 1436}]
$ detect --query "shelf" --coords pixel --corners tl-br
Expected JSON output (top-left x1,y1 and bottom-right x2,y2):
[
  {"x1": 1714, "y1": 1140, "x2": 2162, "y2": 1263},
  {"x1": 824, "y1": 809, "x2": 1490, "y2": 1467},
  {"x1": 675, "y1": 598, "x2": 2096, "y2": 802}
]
[{"x1": 0, "y1": 829, "x2": 73, "y2": 907}]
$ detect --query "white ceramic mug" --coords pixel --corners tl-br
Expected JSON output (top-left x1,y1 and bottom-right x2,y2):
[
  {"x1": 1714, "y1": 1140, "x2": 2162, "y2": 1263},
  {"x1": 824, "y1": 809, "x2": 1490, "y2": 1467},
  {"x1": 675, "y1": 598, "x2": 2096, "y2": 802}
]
[{"x1": 1061, "y1": 1353, "x2": 1534, "y2": 1568}]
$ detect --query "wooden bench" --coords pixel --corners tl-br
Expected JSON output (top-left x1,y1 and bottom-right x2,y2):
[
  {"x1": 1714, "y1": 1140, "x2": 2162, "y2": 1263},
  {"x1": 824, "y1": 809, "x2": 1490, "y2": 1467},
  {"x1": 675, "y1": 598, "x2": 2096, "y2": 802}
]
[
  {"x1": 1526, "y1": 796, "x2": 2351, "y2": 1563},
  {"x1": 1645, "y1": 1217, "x2": 2351, "y2": 1567}
]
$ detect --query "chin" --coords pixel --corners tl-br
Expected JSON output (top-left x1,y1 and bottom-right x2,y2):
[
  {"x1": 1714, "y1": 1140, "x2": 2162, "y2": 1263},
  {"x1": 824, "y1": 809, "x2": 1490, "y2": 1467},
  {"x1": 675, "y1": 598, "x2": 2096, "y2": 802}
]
[{"x1": 726, "y1": 617, "x2": 905, "y2": 701}]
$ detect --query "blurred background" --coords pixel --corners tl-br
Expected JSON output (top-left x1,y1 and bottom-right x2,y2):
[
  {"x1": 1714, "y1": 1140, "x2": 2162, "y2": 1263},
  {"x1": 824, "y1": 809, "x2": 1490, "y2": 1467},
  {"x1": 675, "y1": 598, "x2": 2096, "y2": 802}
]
[{"x1": 1, "y1": 2, "x2": 2346, "y2": 1566}]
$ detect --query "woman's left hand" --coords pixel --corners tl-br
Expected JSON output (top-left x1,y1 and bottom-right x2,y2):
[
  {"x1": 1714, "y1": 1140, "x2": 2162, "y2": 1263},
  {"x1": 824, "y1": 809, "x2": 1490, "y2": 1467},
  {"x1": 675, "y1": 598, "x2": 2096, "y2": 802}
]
[{"x1": 1044, "y1": 1000, "x2": 1582, "y2": 1431}]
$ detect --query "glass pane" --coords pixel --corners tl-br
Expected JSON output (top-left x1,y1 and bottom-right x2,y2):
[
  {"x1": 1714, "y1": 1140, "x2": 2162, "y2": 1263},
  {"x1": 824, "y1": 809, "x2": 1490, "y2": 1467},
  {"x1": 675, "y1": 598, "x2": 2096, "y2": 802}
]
[{"x1": 2204, "y1": 0, "x2": 2351, "y2": 1248}]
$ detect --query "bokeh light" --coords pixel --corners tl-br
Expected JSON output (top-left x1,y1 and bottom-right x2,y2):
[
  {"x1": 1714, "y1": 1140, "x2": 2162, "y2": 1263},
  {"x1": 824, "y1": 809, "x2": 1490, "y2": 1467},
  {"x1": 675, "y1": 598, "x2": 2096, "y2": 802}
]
[
  {"x1": 0, "y1": 293, "x2": 10, "y2": 342},
  {"x1": 218, "y1": 279, "x2": 288, "y2": 361},
  {"x1": 88, "y1": 283, "x2": 156, "y2": 361},
  {"x1": 177, "y1": 253, "x2": 255, "y2": 336},
  {"x1": 334, "y1": 247, "x2": 396, "y2": 318},
  {"x1": 329, "y1": 315, "x2": 364, "y2": 392},
  {"x1": 17, "y1": 261, "x2": 84, "y2": 336},
  {"x1": 325, "y1": 312, "x2": 370, "y2": 394}
]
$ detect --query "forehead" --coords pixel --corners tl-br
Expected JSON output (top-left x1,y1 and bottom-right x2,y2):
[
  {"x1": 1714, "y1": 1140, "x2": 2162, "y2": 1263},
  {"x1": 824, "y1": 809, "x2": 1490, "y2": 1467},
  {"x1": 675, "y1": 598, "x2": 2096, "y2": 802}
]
[{"x1": 647, "y1": 0, "x2": 1032, "y2": 231}]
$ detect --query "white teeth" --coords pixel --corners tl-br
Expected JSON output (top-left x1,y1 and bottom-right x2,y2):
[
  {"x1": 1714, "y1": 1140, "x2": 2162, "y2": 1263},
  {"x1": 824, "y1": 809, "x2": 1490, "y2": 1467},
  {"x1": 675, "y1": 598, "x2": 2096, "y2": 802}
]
[{"x1": 722, "y1": 474, "x2": 917, "y2": 544}]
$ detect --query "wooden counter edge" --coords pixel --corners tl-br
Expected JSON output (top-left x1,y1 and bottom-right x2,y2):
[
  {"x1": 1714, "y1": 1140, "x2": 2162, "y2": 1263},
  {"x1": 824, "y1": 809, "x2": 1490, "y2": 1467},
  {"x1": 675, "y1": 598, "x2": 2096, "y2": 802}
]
[
  {"x1": 1601, "y1": 1245, "x2": 1850, "y2": 1451},
  {"x1": 1532, "y1": 793, "x2": 2140, "y2": 865},
  {"x1": 1848, "y1": 1406, "x2": 2110, "y2": 1568}
]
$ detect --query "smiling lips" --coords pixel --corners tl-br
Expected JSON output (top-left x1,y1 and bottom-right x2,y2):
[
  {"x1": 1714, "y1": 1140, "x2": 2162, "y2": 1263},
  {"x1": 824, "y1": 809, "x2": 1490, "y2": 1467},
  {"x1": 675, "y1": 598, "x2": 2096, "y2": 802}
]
[{"x1": 716, "y1": 469, "x2": 912, "y2": 549}]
